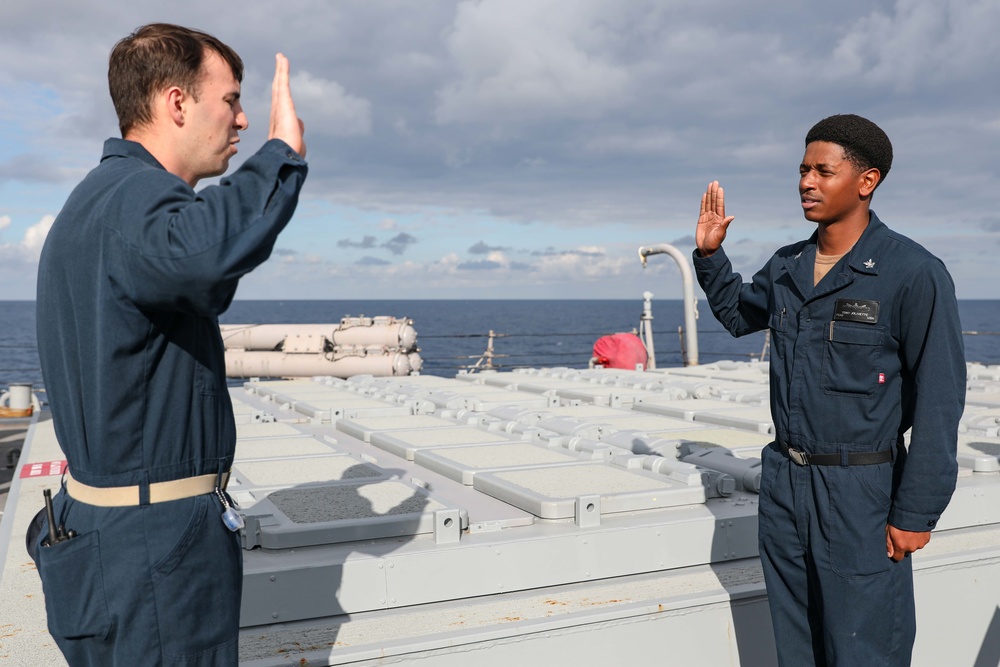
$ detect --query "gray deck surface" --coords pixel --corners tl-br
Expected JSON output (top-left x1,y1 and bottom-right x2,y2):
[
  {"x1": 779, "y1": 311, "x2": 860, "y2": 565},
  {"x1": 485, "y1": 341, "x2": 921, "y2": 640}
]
[{"x1": 3, "y1": 362, "x2": 1000, "y2": 666}]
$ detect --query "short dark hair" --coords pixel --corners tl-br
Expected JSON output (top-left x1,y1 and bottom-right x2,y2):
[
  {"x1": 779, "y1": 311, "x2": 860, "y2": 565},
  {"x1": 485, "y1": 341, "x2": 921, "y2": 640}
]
[
  {"x1": 108, "y1": 23, "x2": 243, "y2": 137},
  {"x1": 805, "y1": 114, "x2": 893, "y2": 188}
]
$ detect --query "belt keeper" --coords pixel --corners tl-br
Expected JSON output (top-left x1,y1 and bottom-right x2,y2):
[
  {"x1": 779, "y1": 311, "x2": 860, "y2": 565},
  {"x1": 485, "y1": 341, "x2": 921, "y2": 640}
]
[
  {"x1": 216, "y1": 469, "x2": 227, "y2": 492},
  {"x1": 840, "y1": 448, "x2": 849, "y2": 468},
  {"x1": 138, "y1": 475, "x2": 150, "y2": 506}
]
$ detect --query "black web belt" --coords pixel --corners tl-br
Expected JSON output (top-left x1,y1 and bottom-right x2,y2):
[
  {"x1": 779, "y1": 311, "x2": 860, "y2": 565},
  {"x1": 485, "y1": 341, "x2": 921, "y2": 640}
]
[{"x1": 779, "y1": 442, "x2": 892, "y2": 466}]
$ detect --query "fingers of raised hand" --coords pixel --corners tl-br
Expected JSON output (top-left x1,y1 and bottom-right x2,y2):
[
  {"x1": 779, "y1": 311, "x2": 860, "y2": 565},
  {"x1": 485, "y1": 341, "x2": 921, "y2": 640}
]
[
  {"x1": 269, "y1": 53, "x2": 306, "y2": 156},
  {"x1": 269, "y1": 54, "x2": 286, "y2": 129},
  {"x1": 273, "y1": 54, "x2": 289, "y2": 93},
  {"x1": 703, "y1": 181, "x2": 725, "y2": 216}
]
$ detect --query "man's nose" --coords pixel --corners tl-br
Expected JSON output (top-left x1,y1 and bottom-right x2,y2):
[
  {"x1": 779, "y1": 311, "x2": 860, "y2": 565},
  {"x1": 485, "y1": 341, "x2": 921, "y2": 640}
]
[{"x1": 235, "y1": 106, "x2": 249, "y2": 131}]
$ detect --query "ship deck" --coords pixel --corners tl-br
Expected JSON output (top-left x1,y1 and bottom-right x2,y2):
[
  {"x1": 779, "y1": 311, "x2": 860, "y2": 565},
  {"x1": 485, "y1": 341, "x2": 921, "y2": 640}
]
[{"x1": 3, "y1": 361, "x2": 1000, "y2": 665}]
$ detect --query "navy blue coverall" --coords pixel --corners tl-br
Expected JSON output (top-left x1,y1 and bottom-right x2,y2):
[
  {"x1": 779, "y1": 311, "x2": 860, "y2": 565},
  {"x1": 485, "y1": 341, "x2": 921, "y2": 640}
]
[
  {"x1": 35, "y1": 138, "x2": 307, "y2": 665},
  {"x1": 693, "y1": 212, "x2": 965, "y2": 666}
]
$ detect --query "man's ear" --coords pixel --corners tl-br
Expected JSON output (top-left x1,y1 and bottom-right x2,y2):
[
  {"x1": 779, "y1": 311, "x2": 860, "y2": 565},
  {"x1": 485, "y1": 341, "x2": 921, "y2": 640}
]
[
  {"x1": 164, "y1": 86, "x2": 186, "y2": 127},
  {"x1": 859, "y1": 167, "x2": 881, "y2": 198}
]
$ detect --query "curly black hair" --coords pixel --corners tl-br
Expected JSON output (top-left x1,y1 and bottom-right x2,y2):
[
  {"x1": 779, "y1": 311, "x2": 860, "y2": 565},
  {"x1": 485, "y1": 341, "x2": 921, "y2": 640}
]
[{"x1": 805, "y1": 114, "x2": 893, "y2": 188}]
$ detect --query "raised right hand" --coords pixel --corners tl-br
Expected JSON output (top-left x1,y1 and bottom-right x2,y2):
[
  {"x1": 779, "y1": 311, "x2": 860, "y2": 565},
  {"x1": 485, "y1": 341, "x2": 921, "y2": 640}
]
[
  {"x1": 696, "y1": 181, "x2": 734, "y2": 257},
  {"x1": 269, "y1": 53, "x2": 306, "y2": 158}
]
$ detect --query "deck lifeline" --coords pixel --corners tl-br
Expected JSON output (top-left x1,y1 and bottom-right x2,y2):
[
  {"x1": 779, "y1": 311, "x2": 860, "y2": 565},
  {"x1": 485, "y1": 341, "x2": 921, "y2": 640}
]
[{"x1": 1, "y1": 361, "x2": 1000, "y2": 665}]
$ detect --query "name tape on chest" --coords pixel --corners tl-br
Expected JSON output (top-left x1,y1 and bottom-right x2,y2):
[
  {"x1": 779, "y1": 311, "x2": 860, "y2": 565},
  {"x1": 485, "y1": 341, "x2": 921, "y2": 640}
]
[{"x1": 833, "y1": 298, "x2": 880, "y2": 324}]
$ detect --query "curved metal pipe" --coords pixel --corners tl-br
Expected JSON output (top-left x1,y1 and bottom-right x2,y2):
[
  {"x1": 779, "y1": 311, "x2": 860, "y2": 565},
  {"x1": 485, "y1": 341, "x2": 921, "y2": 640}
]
[{"x1": 637, "y1": 243, "x2": 699, "y2": 366}]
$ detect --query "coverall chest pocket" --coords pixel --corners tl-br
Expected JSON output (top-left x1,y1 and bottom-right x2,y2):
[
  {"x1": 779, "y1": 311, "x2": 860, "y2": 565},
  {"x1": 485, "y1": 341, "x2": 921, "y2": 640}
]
[{"x1": 821, "y1": 322, "x2": 884, "y2": 397}]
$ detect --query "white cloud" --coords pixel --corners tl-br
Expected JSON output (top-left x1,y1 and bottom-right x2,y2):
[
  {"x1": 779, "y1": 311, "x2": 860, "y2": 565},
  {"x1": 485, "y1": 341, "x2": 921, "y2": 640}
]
[
  {"x1": 0, "y1": 214, "x2": 54, "y2": 267},
  {"x1": 0, "y1": 1, "x2": 997, "y2": 299},
  {"x1": 829, "y1": 0, "x2": 1000, "y2": 89},
  {"x1": 485, "y1": 250, "x2": 508, "y2": 265},
  {"x1": 0, "y1": 215, "x2": 10, "y2": 231},
  {"x1": 289, "y1": 71, "x2": 372, "y2": 137},
  {"x1": 22, "y1": 215, "x2": 54, "y2": 256},
  {"x1": 435, "y1": 0, "x2": 630, "y2": 124},
  {"x1": 585, "y1": 131, "x2": 682, "y2": 156},
  {"x1": 530, "y1": 246, "x2": 631, "y2": 280}
]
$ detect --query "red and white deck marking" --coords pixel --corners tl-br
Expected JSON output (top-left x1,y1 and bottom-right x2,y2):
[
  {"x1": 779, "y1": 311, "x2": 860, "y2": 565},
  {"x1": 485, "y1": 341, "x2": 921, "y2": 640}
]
[{"x1": 19, "y1": 460, "x2": 67, "y2": 478}]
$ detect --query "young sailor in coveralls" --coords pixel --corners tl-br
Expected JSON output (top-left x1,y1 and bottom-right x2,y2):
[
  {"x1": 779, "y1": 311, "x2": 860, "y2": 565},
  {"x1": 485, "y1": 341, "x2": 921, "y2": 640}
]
[
  {"x1": 692, "y1": 114, "x2": 965, "y2": 666},
  {"x1": 35, "y1": 24, "x2": 307, "y2": 666}
]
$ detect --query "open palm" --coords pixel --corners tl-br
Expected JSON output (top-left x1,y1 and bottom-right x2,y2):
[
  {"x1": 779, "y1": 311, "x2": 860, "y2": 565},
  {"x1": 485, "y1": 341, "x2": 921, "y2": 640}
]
[{"x1": 696, "y1": 181, "x2": 734, "y2": 256}]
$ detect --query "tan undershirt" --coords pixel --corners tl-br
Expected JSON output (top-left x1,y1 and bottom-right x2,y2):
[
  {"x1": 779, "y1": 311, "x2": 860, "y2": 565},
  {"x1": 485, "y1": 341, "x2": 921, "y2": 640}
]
[{"x1": 814, "y1": 250, "x2": 847, "y2": 286}]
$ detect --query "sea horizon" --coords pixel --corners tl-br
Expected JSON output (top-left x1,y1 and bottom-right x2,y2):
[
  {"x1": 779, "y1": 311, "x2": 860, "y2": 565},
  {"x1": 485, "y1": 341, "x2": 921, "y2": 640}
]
[{"x1": 4, "y1": 299, "x2": 999, "y2": 389}]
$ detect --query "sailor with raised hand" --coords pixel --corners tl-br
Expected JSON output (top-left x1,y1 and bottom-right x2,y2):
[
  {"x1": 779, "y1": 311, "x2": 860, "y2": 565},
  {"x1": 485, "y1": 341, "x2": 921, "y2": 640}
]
[
  {"x1": 692, "y1": 114, "x2": 965, "y2": 666},
  {"x1": 35, "y1": 23, "x2": 306, "y2": 665}
]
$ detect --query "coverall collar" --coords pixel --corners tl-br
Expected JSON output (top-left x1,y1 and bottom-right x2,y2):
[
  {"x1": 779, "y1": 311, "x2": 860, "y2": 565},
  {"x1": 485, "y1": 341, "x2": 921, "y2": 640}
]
[
  {"x1": 101, "y1": 138, "x2": 168, "y2": 172},
  {"x1": 844, "y1": 210, "x2": 888, "y2": 277},
  {"x1": 783, "y1": 210, "x2": 888, "y2": 300}
]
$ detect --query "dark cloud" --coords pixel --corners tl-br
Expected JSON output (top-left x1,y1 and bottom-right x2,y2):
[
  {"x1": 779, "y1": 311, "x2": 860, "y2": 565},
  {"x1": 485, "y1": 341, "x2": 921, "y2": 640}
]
[
  {"x1": 531, "y1": 247, "x2": 605, "y2": 258},
  {"x1": 337, "y1": 233, "x2": 418, "y2": 256},
  {"x1": 2, "y1": 1, "x2": 998, "y2": 298},
  {"x1": 355, "y1": 256, "x2": 392, "y2": 266},
  {"x1": 978, "y1": 218, "x2": 1000, "y2": 233},
  {"x1": 337, "y1": 235, "x2": 379, "y2": 250},
  {"x1": 457, "y1": 259, "x2": 502, "y2": 270},
  {"x1": 469, "y1": 241, "x2": 511, "y2": 254},
  {"x1": 531, "y1": 247, "x2": 557, "y2": 257},
  {"x1": 0, "y1": 154, "x2": 81, "y2": 184},
  {"x1": 382, "y1": 232, "x2": 418, "y2": 255}
]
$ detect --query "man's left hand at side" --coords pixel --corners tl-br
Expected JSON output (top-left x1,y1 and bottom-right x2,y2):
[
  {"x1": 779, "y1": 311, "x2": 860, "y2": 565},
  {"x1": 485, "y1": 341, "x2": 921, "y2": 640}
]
[{"x1": 886, "y1": 525, "x2": 931, "y2": 562}]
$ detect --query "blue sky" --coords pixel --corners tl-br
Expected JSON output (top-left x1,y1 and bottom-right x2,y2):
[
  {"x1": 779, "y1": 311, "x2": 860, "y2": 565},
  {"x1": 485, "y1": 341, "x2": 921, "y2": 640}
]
[{"x1": 1, "y1": 0, "x2": 998, "y2": 300}]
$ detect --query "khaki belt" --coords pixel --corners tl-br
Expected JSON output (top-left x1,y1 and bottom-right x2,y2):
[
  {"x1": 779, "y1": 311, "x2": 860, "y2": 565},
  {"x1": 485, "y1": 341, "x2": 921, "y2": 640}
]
[{"x1": 65, "y1": 469, "x2": 229, "y2": 507}]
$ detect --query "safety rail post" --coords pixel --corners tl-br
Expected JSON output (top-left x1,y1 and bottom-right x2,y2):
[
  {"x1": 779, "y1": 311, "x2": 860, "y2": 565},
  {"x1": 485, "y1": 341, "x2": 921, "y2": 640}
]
[
  {"x1": 637, "y1": 244, "x2": 700, "y2": 366},
  {"x1": 639, "y1": 291, "x2": 657, "y2": 370},
  {"x1": 470, "y1": 330, "x2": 496, "y2": 372}
]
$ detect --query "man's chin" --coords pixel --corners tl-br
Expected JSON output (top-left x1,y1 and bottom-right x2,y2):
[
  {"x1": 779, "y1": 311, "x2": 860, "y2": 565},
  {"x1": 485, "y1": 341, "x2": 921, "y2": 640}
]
[{"x1": 208, "y1": 160, "x2": 230, "y2": 179}]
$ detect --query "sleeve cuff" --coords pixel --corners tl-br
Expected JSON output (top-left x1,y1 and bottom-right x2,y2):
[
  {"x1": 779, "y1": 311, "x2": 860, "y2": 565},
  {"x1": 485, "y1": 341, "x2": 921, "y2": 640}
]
[
  {"x1": 888, "y1": 505, "x2": 941, "y2": 533},
  {"x1": 692, "y1": 246, "x2": 730, "y2": 272},
  {"x1": 261, "y1": 138, "x2": 306, "y2": 164}
]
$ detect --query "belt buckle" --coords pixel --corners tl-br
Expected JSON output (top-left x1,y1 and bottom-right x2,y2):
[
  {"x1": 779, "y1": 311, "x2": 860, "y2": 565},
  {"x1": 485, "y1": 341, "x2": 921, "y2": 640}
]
[{"x1": 787, "y1": 447, "x2": 808, "y2": 466}]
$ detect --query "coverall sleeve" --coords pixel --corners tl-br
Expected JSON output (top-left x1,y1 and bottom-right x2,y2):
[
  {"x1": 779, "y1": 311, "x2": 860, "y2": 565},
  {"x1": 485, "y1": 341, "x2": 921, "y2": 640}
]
[
  {"x1": 111, "y1": 139, "x2": 308, "y2": 315},
  {"x1": 692, "y1": 246, "x2": 771, "y2": 337},
  {"x1": 888, "y1": 258, "x2": 966, "y2": 532}
]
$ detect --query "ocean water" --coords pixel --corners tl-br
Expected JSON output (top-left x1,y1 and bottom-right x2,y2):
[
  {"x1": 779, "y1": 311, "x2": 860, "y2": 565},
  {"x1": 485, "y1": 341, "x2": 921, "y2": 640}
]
[{"x1": 3, "y1": 299, "x2": 998, "y2": 391}]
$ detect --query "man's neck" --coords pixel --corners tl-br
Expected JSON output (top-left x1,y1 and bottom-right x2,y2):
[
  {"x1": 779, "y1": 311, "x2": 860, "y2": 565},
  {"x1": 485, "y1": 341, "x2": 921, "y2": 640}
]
[
  {"x1": 124, "y1": 127, "x2": 198, "y2": 187},
  {"x1": 815, "y1": 209, "x2": 871, "y2": 255}
]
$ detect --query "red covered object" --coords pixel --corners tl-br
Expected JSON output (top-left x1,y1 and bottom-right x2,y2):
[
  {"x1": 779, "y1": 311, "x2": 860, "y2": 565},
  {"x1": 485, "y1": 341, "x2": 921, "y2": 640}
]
[{"x1": 592, "y1": 333, "x2": 649, "y2": 370}]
